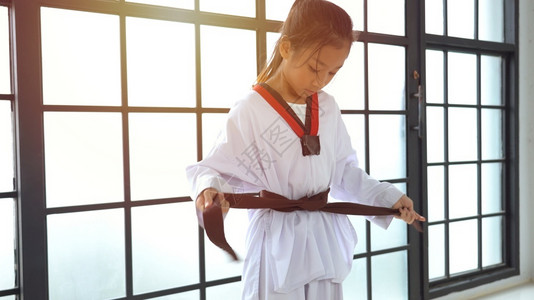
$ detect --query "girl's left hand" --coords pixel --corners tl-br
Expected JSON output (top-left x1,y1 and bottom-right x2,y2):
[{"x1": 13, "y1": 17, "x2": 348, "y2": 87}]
[{"x1": 392, "y1": 195, "x2": 426, "y2": 224}]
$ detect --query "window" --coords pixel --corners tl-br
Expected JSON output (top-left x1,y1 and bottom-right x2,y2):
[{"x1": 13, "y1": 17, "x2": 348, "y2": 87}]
[
  {"x1": 323, "y1": 1, "x2": 422, "y2": 298},
  {"x1": 8, "y1": 0, "x2": 518, "y2": 299},
  {"x1": 0, "y1": 3, "x2": 17, "y2": 300},
  {"x1": 424, "y1": 0, "x2": 519, "y2": 297}
]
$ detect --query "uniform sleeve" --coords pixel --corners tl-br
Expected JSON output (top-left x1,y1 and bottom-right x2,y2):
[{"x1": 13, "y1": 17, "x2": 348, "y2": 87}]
[
  {"x1": 329, "y1": 105, "x2": 404, "y2": 229},
  {"x1": 185, "y1": 98, "x2": 264, "y2": 225}
]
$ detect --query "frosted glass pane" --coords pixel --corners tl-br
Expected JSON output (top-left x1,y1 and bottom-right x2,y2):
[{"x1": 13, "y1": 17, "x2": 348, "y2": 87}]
[
  {"x1": 368, "y1": 44, "x2": 406, "y2": 110},
  {"x1": 0, "y1": 199, "x2": 15, "y2": 290},
  {"x1": 265, "y1": 0, "x2": 292, "y2": 21},
  {"x1": 372, "y1": 251, "x2": 408, "y2": 300},
  {"x1": 348, "y1": 215, "x2": 367, "y2": 255},
  {"x1": 449, "y1": 164, "x2": 478, "y2": 219},
  {"x1": 368, "y1": 0, "x2": 405, "y2": 36},
  {"x1": 426, "y1": 50, "x2": 444, "y2": 104},
  {"x1": 428, "y1": 224, "x2": 445, "y2": 280},
  {"x1": 479, "y1": 0, "x2": 504, "y2": 42},
  {"x1": 44, "y1": 112, "x2": 124, "y2": 207},
  {"x1": 205, "y1": 209, "x2": 247, "y2": 280},
  {"x1": 266, "y1": 32, "x2": 281, "y2": 65},
  {"x1": 425, "y1": 0, "x2": 444, "y2": 35},
  {"x1": 126, "y1": 0, "x2": 194, "y2": 10},
  {"x1": 41, "y1": 8, "x2": 120, "y2": 106},
  {"x1": 481, "y1": 163, "x2": 502, "y2": 214},
  {"x1": 371, "y1": 218, "x2": 407, "y2": 251},
  {"x1": 48, "y1": 209, "x2": 125, "y2": 300},
  {"x1": 448, "y1": 52, "x2": 477, "y2": 105},
  {"x1": 393, "y1": 182, "x2": 407, "y2": 195},
  {"x1": 200, "y1": 0, "x2": 254, "y2": 18},
  {"x1": 426, "y1": 107, "x2": 444, "y2": 163},
  {"x1": 201, "y1": 26, "x2": 256, "y2": 108},
  {"x1": 342, "y1": 258, "x2": 367, "y2": 300},
  {"x1": 126, "y1": 18, "x2": 195, "y2": 107},
  {"x1": 149, "y1": 290, "x2": 199, "y2": 299},
  {"x1": 0, "y1": 296, "x2": 15, "y2": 300},
  {"x1": 482, "y1": 109, "x2": 503, "y2": 160},
  {"x1": 482, "y1": 216, "x2": 503, "y2": 266},
  {"x1": 129, "y1": 113, "x2": 197, "y2": 200},
  {"x1": 427, "y1": 166, "x2": 445, "y2": 222},
  {"x1": 450, "y1": 219, "x2": 478, "y2": 274},
  {"x1": 206, "y1": 281, "x2": 242, "y2": 300},
  {"x1": 0, "y1": 101, "x2": 14, "y2": 192},
  {"x1": 369, "y1": 115, "x2": 406, "y2": 180},
  {"x1": 448, "y1": 0, "x2": 475, "y2": 39},
  {"x1": 0, "y1": 7, "x2": 10, "y2": 94},
  {"x1": 202, "y1": 113, "x2": 229, "y2": 158},
  {"x1": 341, "y1": 115, "x2": 366, "y2": 170},
  {"x1": 324, "y1": 43, "x2": 364, "y2": 110},
  {"x1": 448, "y1": 108, "x2": 477, "y2": 162},
  {"x1": 132, "y1": 202, "x2": 199, "y2": 294},
  {"x1": 481, "y1": 55, "x2": 503, "y2": 106}
]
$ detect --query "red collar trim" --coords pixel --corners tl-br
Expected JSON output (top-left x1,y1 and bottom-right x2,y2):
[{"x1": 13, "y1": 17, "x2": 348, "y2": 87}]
[{"x1": 253, "y1": 84, "x2": 319, "y2": 137}]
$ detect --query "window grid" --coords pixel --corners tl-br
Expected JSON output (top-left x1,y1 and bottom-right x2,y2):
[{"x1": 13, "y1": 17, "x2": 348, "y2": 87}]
[
  {"x1": 335, "y1": 0, "x2": 425, "y2": 298},
  {"x1": 425, "y1": 52, "x2": 509, "y2": 286},
  {"x1": 36, "y1": 1, "x2": 417, "y2": 299},
  {"x1": 8, "y1": 0, "x2": 518, "y2": 299},
  {"x1": 423, "y1": 0, "x2": 518, "y2": 297},
  {"x1": 37, "y1": 0, "x2": 265, "y2": 298}
]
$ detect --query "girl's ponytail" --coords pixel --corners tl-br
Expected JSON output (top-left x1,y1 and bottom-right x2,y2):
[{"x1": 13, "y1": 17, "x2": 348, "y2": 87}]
[{"x1": 256, "y1": 40, "x2": 283, "y2": 83}]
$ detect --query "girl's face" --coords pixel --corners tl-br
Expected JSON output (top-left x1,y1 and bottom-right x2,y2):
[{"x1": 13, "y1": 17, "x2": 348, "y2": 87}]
[{"x1": 280, "y1": 41, "x2": 351, "y2": 101}]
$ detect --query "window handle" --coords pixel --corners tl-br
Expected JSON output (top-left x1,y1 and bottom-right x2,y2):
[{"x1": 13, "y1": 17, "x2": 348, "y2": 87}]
[{"x1": 411, "y1": 84, "x2": 423, "y2": 139}]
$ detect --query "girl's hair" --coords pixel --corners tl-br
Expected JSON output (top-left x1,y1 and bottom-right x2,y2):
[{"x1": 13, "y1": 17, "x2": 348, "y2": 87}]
[{"x1": 256, "y1": 0, "x2": 354, "y2": 83}]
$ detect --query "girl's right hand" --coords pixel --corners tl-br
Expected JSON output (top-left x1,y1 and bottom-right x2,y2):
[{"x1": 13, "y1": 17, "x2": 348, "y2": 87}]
[{"x1": 196, "y1": 188, "x2": 230, "y2": 213}]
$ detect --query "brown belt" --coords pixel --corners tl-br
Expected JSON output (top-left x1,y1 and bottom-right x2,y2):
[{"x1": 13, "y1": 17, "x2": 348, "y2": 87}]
[{"x1": 202, "y1": 189, "x2": 423, "y2": 260}]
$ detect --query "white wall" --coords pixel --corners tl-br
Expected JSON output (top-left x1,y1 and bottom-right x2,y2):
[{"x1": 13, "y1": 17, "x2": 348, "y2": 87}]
[
  {"x1": 520, "y1": 0, "x2": 534, "y2": 284},
  {"x1": 435, "y1": 0, "x2": 534, "y2": 299}
]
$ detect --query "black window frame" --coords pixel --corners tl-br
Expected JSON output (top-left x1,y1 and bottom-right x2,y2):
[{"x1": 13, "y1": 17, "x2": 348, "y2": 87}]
[
  {"x1": 420, "y1": 0, "x2": 520, "y2": 298},
  {"x1": 6, "y1": 0, "x2": 519, "y2": 299},
  {"x1": 0, "y1": 0, "x2": 18, "y2": 298}
]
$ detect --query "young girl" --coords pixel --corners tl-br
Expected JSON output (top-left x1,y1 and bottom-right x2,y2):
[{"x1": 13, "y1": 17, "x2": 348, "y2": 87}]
[{"x1": 186, "y1": 0, "x2": 425, "y2": 299}]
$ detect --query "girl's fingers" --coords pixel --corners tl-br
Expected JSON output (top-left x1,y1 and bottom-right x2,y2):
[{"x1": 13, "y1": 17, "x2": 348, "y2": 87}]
[
  {"x1": 196, "y1": 194, "x2": 206, "y2": 211},
  {"x1": 196, "y1": 198, "x2": 204, "y2": 211},
  {"x1": 203, "y1": 189, "x2": 214, "y2": 209},
  {"x1": 404, "y1": 208, "x2": 414, "y2": 224},
  {"x1": 394, "y1": 206, "x2": 426, "y2": 225},
  {"x1": 218, "y1": 192, "x2": 230, "y2": 214},
  {"x1": 416, "y1": 212, "x2": 426, "y2": 222},
  {"x1": 196, "y1": 189, "x2": 230, "y2": 215},
  {"x1": 196, "y1": 188, "x2": 217, "y2": 212}
]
